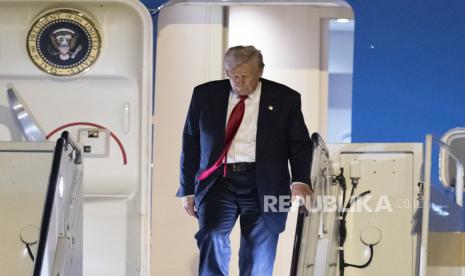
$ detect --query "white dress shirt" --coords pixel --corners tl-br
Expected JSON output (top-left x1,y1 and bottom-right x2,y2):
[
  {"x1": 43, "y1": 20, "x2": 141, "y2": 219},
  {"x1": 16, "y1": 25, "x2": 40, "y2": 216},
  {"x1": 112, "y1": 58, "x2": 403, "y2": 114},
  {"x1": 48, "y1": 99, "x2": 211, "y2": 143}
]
[{"x1": 225, "y1": 82, "x2": 261, "y2": 163}]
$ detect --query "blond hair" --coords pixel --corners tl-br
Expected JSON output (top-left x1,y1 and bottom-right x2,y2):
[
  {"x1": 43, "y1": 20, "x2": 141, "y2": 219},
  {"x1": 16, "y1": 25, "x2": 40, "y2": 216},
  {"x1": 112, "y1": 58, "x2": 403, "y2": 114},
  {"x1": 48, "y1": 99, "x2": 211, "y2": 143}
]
[{"x1": 224, "y1": 45, "x2": 264, "y2": 71}]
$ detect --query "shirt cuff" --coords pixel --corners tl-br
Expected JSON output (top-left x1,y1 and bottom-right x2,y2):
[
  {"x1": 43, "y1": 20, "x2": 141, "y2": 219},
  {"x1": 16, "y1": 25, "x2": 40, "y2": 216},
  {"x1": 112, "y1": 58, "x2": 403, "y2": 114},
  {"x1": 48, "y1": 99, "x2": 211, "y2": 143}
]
[
  {"x1": 291, "y1": 182, "x2": 312, "y2": 190},
  {"x1": 181, "y1": 195, "x2": 194, "y2": 201},
  {"x1": 181, "y1": 195, "x2": 194, "y2": 206}
]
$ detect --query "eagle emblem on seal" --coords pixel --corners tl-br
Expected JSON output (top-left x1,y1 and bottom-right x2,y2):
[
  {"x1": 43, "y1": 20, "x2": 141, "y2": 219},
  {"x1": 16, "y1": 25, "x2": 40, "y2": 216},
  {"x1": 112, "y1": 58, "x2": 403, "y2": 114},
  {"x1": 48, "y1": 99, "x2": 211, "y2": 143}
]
[{"x1": 48, "y1": 28, "x2": 83, "y2": 61}]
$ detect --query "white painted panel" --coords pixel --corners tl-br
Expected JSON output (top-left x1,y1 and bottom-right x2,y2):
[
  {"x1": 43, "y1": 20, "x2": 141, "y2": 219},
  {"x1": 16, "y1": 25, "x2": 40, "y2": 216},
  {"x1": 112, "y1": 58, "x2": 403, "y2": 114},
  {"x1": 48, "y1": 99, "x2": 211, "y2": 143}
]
[
  {"x1": 340, "y1": 153, "x2": 414, "y2": 275},
  {"x1": 83, "y1": 199, "x2": 128, "y2": 276},
  {"x1": 0, "y1": 1, "x2": 153, "y2": 275},
  {"x1": 0, "y1": 0, "x2": 152, "y2": 196},
  {"x1": 327, "y1": 143, "x2": 423, "y2": 276},
  {"x1": 151, "y1": 4, "x2": 224, "y2": 276},
  {"x1": 0, "y1": 142, "x2": 54, "y2": 276}
]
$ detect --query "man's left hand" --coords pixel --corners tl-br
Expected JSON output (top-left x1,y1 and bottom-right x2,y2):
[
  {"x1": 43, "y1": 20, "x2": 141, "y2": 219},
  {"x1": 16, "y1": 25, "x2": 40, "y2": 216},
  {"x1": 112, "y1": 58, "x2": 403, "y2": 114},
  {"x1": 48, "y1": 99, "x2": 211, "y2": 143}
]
[{"x1": 291, "y1": 183, "x2": 313, "y2": 214}]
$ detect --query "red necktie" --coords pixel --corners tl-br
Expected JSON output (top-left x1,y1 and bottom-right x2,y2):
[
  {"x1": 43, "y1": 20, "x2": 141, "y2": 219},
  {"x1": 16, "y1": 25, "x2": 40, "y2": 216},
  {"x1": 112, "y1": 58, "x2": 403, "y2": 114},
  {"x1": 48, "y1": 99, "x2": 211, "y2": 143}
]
[{"x1": 198, "y1": 95, "x2": 248, "y2": 181}]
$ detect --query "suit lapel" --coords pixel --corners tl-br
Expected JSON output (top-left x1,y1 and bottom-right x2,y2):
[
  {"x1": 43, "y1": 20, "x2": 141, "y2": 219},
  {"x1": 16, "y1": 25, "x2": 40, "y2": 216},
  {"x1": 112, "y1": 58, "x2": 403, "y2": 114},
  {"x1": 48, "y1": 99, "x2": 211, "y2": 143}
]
[
  {"x1": 212, "y1": 81, "x2": 231, "y2": 152},
  {"x1": 256, "y1": 79, "x2": 277, "y2": 156}
]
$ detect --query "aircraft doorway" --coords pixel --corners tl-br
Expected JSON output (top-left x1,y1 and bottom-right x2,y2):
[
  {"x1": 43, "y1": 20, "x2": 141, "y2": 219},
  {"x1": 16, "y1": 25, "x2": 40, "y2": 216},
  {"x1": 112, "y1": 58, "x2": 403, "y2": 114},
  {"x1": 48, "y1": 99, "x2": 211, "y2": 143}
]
[{"x1": 151, "y1": 1, "x2": 354, "y2": 275}]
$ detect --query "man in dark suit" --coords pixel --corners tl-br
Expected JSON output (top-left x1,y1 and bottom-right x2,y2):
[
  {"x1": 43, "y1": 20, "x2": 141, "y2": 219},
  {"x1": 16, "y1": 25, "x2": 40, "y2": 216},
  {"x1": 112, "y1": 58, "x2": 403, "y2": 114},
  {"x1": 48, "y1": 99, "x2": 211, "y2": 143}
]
[{"x1": 177, "y1": 45, "x2": 312, "y2": 276}]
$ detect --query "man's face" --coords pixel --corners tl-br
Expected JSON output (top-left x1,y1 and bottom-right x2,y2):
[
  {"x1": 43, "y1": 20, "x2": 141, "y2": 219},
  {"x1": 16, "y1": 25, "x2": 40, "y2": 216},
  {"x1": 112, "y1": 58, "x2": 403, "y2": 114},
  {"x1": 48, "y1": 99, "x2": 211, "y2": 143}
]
[{"x1": 226, "y1": 60, "x2": 263, "y2": 95}]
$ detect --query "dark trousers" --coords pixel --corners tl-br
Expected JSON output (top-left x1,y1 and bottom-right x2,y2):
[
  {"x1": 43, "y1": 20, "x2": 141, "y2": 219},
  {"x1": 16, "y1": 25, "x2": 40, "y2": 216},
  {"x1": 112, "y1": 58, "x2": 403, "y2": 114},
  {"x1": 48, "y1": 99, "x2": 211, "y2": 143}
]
[{"x1": 195, "y1": 169, "x2": 279, "y2": 276}]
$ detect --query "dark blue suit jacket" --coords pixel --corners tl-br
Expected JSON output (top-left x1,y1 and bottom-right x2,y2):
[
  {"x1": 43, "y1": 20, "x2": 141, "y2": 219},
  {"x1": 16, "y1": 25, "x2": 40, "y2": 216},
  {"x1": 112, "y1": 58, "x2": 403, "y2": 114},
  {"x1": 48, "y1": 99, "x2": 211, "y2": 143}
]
[{"x1": 177, "y1": 78, "x2": 312, "y2": 233}]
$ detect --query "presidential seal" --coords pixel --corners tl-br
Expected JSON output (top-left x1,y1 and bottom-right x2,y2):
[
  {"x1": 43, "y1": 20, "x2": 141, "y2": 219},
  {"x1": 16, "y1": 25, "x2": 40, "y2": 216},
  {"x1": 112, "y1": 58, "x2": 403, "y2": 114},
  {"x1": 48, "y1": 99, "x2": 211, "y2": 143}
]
[{"x1": 26, "y1": 9, "x2": 101, "y2": 76}]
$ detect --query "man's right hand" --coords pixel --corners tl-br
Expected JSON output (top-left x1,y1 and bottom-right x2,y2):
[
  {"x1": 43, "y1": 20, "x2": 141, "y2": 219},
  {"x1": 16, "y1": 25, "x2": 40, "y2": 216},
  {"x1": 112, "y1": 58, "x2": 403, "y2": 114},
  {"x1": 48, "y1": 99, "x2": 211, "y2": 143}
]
[{"x1": 182, "y1": 196, "x2": 197, "y2": 218}]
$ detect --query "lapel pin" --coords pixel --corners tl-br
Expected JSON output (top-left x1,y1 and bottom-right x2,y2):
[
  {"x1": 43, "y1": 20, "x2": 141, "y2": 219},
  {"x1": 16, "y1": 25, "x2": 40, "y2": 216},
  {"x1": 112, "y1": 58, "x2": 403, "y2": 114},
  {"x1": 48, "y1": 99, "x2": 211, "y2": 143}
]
[{"x1": 268, "y1": 105, "x2": 273, "y2": 111}]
